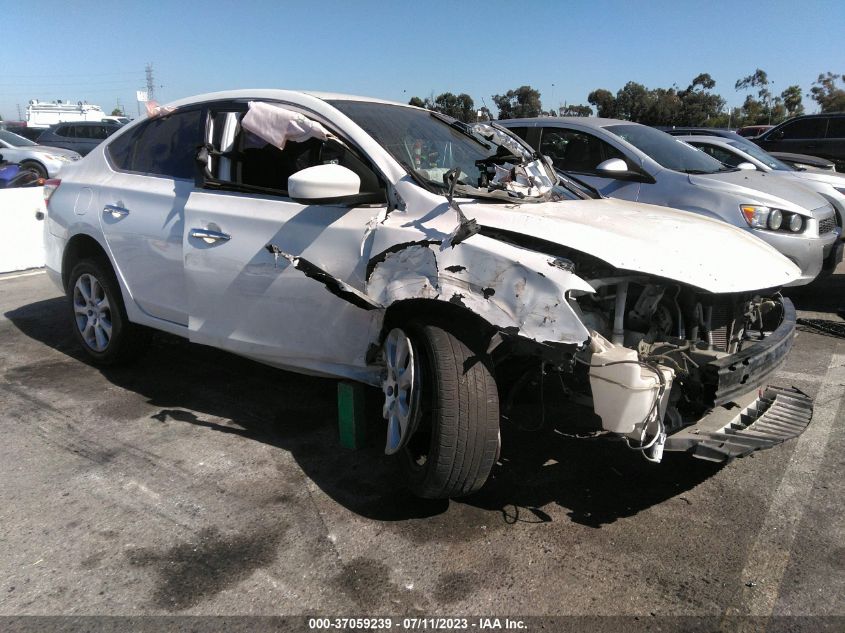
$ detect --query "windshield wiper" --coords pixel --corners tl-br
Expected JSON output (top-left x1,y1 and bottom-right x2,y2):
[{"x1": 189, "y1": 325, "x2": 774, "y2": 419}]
[
  {"x1": 557, "y1": 170, "x2": 602, "y2": 199},
  {"x1": 429, "y1": 111, "x2": 493, "y2": 149}
]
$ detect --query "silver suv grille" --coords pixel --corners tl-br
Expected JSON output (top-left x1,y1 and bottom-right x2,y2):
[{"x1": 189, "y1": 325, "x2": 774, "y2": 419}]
[{"x1": 819, "y1": 216, "x2": 836, "y2": 234}]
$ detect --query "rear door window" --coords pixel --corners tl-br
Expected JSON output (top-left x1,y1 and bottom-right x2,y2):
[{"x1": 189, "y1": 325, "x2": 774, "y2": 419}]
[
  {"x1": 107, "y1": 109, "x2": 203, "y2": 179},
  {"x1": 778, "y1": 118, "x2": 827, "y2": 140},
  {"x1": 89, "y1": 125, "x2": 110, "y2": 140}
]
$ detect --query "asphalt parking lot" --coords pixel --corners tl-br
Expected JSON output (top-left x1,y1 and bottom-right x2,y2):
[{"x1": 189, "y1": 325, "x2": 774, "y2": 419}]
[{"x1": 1, "y1": 266, "x2": 843, "y2": 627}]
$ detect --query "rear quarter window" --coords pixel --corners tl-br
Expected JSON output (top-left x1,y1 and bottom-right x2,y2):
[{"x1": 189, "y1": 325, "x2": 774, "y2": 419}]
[{"x1": 826, "y1": 118, "x2": 845, "y2": 139}]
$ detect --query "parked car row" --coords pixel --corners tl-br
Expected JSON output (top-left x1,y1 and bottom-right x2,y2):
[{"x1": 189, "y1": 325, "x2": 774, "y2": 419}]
[
  {"x1": 0, "y1": 120, "x2": 123, "y2": 160},
  {"x1": 503, "y1": 117, "x2": 842, "y2": 284},
  {"x1": 0, "y1": 129, "x2": 81, "y2": 178},
  {"x1": 40, "y1": 89, "x2": 827, "y2": 499},
  {"x1": 676, "y1": 133, "x2": 845, "y2": 224}
]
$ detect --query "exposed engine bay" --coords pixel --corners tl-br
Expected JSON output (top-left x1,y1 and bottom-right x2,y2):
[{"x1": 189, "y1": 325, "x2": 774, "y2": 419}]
[{"x1": 491, "y1": 273, "x2": 796, "y2": 464}]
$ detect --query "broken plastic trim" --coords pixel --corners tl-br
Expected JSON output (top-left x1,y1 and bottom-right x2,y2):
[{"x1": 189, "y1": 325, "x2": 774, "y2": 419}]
[
  {"x1": 442, "y1": 167, "x2": 480, "y2": 249},
  {"x1": 264, "y1": 244, "x2": 381, "y2": 311}
]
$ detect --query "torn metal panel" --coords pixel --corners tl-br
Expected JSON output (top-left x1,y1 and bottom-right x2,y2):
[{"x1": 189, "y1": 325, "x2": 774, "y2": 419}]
[
  {"x1": 264, "y1": 243, "x2": 381, "y2": 311},
  {"x1": 365, "y1": 233, "x2": 595, "y2": 346},
  {"x1": 367, "y1": 243, "x2": 441, "y2": 304}
]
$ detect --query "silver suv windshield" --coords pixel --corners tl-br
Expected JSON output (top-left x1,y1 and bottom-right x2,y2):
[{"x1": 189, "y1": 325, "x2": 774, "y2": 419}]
[
  {"x1": 328, "y1": 100, "x2": 559, "y2": 200},
  {"x1": 607, "y1": 124, "x2": 730, "y2": 174},
  {"x1": 727, "y1": 139, "x2": 792, "y2": 171},
  {"x1": 0, "y1": 130, "x2": 37, "y2": 147}
]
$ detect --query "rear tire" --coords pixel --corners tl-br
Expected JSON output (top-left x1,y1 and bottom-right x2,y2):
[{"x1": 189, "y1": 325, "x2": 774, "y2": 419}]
[
  {"x1": 399, "y1": 324, "x2": 500, "y2": 499},
  {"x1": 67, "y1": 258, "x2": 143, "y2": 365}
]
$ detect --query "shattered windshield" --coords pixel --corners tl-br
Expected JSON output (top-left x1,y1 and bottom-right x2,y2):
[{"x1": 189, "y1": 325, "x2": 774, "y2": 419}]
[
  {"x1": 606, "y1": 124, "x2": 730, "y2": 174},
  {"x1": 329, "y1": 100, "x2": 557, "y2": 200}
]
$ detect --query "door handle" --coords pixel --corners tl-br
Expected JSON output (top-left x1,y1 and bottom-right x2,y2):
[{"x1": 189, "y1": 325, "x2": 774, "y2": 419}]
[
  {"x1": 190, "y1": 228, "x2": 231, "y2": 244},
  {"x1": 103, "y1": 204, "x2": 129, "y2": 218}
]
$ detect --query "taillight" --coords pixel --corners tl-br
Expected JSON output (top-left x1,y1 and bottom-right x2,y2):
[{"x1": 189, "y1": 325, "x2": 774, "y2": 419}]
[{"x1": 43, "y1": 178, "x2": 61, "y2": 207}]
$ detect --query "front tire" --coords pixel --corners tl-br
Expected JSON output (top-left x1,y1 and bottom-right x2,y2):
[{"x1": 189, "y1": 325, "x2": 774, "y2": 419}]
[
  {"x1": 67, "y1": 258, "x2": 142, "y2": 365},
  {"x1": 392, "y1": 324, "x2": 500, "y2": 499},
  {"x1": 20, "y1": 161, "x2": 47, "y2": 179}
]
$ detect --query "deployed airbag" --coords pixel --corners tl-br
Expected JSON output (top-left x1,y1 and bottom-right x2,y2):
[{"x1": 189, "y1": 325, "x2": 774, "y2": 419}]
[{"x1": 242, "y1": 102, "x2": 330, "y2": 150}]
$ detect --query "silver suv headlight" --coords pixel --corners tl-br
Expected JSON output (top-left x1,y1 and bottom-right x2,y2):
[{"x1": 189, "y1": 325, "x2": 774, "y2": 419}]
[
  {"x1": 741, "y1": 205, "x2": 804, "y2": 233},
  {"x1": 42, "y1": 153, "x2": 73, "y2": 163}
]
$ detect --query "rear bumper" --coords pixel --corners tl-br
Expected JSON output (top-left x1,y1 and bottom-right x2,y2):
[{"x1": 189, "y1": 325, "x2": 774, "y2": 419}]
[
  {"x1": 665, "y1": 386, "x2": 813, "y2": 461},
  {"x1": 701, "y1": 297, "x2": 797, "y2": 407}
]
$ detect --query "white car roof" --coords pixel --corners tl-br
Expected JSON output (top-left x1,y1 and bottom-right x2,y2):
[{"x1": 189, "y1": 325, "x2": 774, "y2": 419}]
[{"x1": 163, "y1": 89, "x2": 407, "y2": 110}]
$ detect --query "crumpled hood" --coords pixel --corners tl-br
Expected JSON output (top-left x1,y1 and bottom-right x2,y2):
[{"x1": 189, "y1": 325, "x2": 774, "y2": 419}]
[
  {"x1": 689, "y1": 171, "x2": 825, "y2": 215},
  {"x1": 461, "y1": 197, "x2": 800, "y2": 293}
]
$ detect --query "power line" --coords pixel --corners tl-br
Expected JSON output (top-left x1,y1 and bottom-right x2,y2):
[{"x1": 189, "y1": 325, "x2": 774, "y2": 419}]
[
  {"x1": 0, "y1": 80, "x2": 139, "y2": 87},
  {"x1": 0, "y1": 70, "x2": 139, "y2": 78}
]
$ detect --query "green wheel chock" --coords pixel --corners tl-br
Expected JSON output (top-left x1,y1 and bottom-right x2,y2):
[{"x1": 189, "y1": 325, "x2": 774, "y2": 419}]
[{"x1": 337, "y1": 381, "x2": 367, "y2": 450}]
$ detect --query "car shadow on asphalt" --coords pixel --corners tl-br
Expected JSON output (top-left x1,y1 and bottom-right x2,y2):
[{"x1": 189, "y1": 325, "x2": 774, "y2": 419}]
[{"x1": 7, "y1": 296, "x2": 724, "y2": 529}]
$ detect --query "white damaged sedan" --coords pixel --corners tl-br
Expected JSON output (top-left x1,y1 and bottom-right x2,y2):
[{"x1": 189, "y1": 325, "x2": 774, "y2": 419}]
[{"x1": 42, "y1": 90, "x2": 813, "y2": 498}]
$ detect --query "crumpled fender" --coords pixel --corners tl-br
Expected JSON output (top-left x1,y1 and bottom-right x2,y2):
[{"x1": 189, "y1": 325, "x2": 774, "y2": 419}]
[{"x1": 366, "y1": 233, "x2": 594, "y2": 346}]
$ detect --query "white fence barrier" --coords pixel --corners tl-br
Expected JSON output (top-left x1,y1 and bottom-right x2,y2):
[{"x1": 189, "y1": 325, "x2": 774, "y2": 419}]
[{"x1": 0, "y1": 187, "x2": 46, "y2": 273}]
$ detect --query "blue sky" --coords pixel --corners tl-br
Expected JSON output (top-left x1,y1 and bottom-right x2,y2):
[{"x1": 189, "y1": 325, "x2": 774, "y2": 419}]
[{"x1": 2, "y1": 0, "x2": 843, "y2": 121}]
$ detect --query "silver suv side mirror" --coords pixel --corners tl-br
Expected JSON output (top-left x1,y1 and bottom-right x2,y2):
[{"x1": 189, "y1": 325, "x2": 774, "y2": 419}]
[{"x1": 596, "y1": 158, "x2": 628, "y2": 173}]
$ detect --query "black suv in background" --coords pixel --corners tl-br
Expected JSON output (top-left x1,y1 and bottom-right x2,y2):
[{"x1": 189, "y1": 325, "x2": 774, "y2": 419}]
[
  {"x1": 753, "y1": 113, "x2": 845, "y2": 172},
  {"x1": 35, "y1": 121, "x2": 122, "y2": 156}
]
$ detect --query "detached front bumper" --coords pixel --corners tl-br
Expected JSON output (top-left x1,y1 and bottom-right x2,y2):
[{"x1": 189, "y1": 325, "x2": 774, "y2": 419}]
[
  {"x1": 665, "y1": 386, "x2": 813, "y2": 461},
  {"x1": 663, "y1": 297, "x2": 812, "y2": 462}
]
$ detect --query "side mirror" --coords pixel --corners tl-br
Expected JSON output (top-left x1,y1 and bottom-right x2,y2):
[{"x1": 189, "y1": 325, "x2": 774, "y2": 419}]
[
  {"x1": 595, "y1": 157, "x2": 654, "y2": 183},
  {"x1": 288, "y1": 164, "x2": 361, "y2": 204},
  {"x1": 596, "y1": 158, "x2": 629, "y2": 173},
  {"x1": 737, "y1": 162, "x2": 757, "y2": 171}
]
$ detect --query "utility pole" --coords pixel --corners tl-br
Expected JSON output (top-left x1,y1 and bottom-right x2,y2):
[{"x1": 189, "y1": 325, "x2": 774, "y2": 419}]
[
  {"x1": 16, "y1": 104, "x2": 22, "y2": 120},
  {"x1": 145, "y1": 63, "x2": 155, "y2": 102}
]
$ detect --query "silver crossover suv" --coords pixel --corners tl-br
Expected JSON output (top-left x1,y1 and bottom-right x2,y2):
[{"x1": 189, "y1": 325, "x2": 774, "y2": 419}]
[
  {"x1": 501, "y1": 118, "x2": 841, "y2": 284},
  {"x1": 0, "y1": 128, "x2": 81, "y2": 178}
]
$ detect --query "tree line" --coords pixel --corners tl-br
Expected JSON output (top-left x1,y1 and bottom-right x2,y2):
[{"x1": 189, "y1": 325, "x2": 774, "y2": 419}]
[{"x1": 407, "y1": 70, "x2": 845, "y2": 127}]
